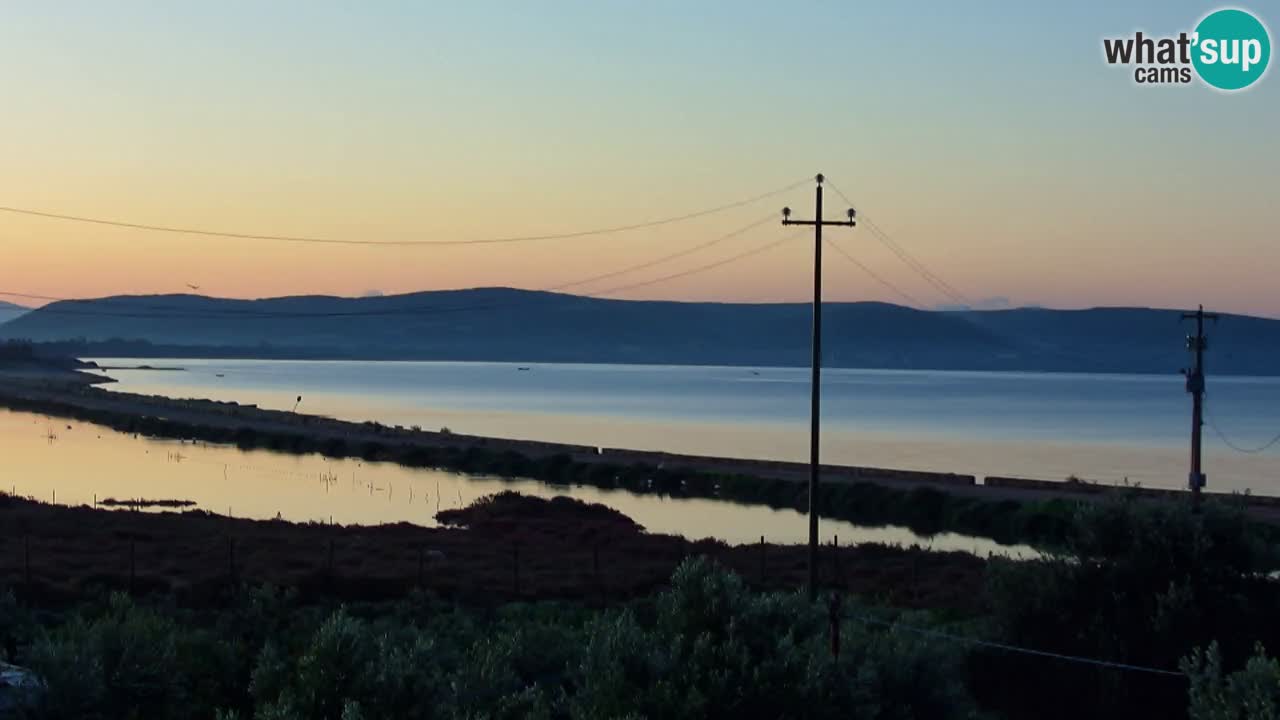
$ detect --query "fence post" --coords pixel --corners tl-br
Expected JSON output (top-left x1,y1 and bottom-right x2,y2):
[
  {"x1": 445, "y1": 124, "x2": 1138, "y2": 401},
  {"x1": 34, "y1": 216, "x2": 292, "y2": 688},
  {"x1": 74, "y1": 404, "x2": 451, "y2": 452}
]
[
  {"x1": 327, "y1": 538, "x2": 335, "y2": 587},
  {"x1": 417, "y1": 545, "x2": 425, "y2": 589},
  {"x1": 828, "y1": 592, "x2": 842, "y2": 660},
  {"x1": 759, "y1": 535, "x2": 766, "y2": 585},
  {"x1": 23, "y1": 534, "x2": 31, "y2": 594},
  {"x1": 911, "y1": 554, "x2": 919, "y2": 604},
  {"x1": 512, "y1": 543, "x2": 520, "y2": 598},
  {"x1": 832, "y1": 535, "x2": 840, "y2": 591},
  {"x1": 226, "y1": 536, "x2": 237, "y2": 593},
  {"x1": 592, "y1": 544, "x2": 602, "y2": 602}
]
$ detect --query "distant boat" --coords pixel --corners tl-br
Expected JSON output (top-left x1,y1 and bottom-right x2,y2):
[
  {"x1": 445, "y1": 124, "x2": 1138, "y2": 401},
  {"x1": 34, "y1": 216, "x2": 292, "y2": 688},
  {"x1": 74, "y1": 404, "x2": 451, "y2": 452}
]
[
  {"x1": 517, "y1": 367, "x2": 531, "y2": 371},
  {"x1": 215, "y1": 373, "x2": 225, "y2": 378}
]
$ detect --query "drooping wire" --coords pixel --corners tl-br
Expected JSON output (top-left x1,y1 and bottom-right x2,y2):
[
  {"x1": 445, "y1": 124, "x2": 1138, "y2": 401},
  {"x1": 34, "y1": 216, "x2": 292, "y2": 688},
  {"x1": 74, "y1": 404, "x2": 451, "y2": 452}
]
[
  {"x1": 0, "y1": 291, "x2": 69, "y2": 304},
  {"x1": 0, "y1": 291, "x2": 496, "y2": 321},
  {"x1": 591, "y1": 231, "x2": 803, "y2": 297},
  {"x1": 861, "y1": 216, "x2": 971, "y2": 306},
  {"x1": 824, "y1": 238, "x2": 924, "y2": 308},
  {"x1": 0, "y1": 224, "x2": 790, "y2": 320},
  {"x1": 825, "y1": 180, "x2": 971, "y2": 306},
  {"x1": 849, "y1": 612, "x2": 1186, "y2": 679},
  {"x1": 544, "y1": 214, "x2": 775, "y2": 292},
  {"x1": 1204, "y1": 393, "x2": 1280, "y2": 454},
  {"x1": 0, "y1": 178, "x2": 809, "y2": 247}
]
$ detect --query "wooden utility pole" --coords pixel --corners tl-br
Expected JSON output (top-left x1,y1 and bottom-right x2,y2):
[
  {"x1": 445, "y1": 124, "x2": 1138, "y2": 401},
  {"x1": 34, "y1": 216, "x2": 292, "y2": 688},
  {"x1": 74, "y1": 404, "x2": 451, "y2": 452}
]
[
  {"x1": 782, "y1": 173, "x2": 856, "y2": 600},
  {"x1": 1182, "y1": 305, "x2": 1217, "y2": 510}
]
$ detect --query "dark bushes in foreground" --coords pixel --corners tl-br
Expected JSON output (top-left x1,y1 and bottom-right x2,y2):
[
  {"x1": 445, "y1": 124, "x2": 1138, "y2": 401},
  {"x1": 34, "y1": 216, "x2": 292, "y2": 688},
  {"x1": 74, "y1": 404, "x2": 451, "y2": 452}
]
[
  {"x1": 4, "y1": 559, "x2": 976, "y2": 720},
  {"x1": 5, "y1": 496, "x2": 1280, "y2": 720},
  {"x1": 1184, "y1": 643, "x2": 1280, "y2": 720},
  {"x1": 978, "y1": 497, "x2": 1280, "y2": 720}
]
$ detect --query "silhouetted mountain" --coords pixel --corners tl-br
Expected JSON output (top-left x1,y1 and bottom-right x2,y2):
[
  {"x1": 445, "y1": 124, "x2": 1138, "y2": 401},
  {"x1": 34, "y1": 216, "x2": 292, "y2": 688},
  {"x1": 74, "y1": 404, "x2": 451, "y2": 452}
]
[
  {"x1": 1, "y1": 289, "x2": 1276, "y2": 374},
  {"x1": 0, "y1": 300, "x2": 28, "y2": 325}
]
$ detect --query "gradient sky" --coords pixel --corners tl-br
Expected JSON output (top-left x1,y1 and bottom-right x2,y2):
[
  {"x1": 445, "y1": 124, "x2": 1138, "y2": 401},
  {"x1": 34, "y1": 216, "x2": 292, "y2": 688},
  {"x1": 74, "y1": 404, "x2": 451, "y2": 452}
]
[{"x1": 1, "y1": 1, "x2": 1277, "y2": 315}]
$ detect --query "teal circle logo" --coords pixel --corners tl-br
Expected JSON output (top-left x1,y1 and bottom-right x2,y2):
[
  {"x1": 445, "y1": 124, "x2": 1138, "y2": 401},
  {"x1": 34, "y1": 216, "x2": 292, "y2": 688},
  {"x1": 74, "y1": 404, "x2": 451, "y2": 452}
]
[{"x1": 1192, "y1": 8, "x2": 1271, "y2": 90}]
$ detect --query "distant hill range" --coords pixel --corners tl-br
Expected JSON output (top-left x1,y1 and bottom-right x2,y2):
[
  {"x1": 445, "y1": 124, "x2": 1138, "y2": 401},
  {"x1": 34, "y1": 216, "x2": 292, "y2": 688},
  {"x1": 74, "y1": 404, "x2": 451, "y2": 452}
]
[
  {"x1": 0, "y1": 300, "x2": 28, "y2": 325},
  {"x1": 1, "y1": 288, "x2": 1277, "y2": 375}
]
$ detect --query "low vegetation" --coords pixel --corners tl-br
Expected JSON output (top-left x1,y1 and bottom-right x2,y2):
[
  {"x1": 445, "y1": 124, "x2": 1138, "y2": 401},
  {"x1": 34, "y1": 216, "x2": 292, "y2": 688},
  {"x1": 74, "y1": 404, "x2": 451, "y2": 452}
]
[
  {"x1": 975, "y1": 497, "x2": 1280, "y2": 719},
  {"x1": 3, "y1": 558, "x2": 976, "y2": 720},
  {"x1": 2, "y1": 495, "x2": 1279, "y2": 719},
  {"x1": 96, "y1": 497, "x2": 196, "y2": 508},
  {"x1": 0, "y1": 490, "x2": 988, "y2": 611}
]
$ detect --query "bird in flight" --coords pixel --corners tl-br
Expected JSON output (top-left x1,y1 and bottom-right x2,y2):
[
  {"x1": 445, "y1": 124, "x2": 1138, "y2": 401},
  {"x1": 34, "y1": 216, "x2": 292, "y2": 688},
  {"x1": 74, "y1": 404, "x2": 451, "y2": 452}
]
[{"x1": 186, "y1": 283, "x2": 201, "y2": 291}]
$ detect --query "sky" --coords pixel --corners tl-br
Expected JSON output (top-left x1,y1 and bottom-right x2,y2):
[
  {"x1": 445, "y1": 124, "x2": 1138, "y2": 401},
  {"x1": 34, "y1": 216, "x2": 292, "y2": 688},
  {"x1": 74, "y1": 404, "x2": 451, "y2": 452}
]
[{"x1": 1, "y1": 1, "x2": 1277, "y2": 316}]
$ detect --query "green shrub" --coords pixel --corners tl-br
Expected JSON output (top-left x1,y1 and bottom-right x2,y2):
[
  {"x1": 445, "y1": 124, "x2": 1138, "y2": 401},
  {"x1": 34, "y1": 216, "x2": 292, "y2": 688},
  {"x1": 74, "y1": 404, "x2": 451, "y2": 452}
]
[
  {"x1": 0, "y1": 587, "x2": 35, "y2": 661},
  {"x1": 571, "y1": 557, "x2": 976, "y2": 720},
  {"x1": 1184, "y1": 642, "x2": 1280, "y2": 720},
  {"x1": 27, "y1": 594, "x2": 186, "y2": 720},
  {"x1": 9, "y1": 560, "x2": 983, "y2": 719},
  {"x1": 980, "y1": 496, "x2": 1280, "y2": 720}
]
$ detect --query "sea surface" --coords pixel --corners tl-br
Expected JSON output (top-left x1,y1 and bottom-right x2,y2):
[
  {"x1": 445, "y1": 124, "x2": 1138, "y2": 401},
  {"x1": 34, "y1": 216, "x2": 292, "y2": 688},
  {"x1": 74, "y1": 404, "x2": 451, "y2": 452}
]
[{"x1": 89, "y1": 359, "x2": 1280, "y2": 493}]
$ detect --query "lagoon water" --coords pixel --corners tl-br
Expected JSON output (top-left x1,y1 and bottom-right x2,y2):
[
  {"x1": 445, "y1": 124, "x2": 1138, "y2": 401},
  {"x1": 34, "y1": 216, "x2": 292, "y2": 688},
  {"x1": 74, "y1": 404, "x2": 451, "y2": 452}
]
[
  {"x1": 87, "y1": 359, "x2": 1280, "y2": 493},
  {"x1": 0, "y1": 408, "x2": 1030, "y2": 556},
  {"x1": 6, "y1": 358, "x2": 1279, "y2": 554}
]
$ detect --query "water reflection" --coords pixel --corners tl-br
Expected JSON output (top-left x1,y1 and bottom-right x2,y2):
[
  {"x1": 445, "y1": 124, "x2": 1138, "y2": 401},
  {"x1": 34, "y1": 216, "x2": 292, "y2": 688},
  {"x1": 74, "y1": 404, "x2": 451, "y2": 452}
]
[{"x1": 0, "y1": 409, "x2": 1033, "y2": 558}]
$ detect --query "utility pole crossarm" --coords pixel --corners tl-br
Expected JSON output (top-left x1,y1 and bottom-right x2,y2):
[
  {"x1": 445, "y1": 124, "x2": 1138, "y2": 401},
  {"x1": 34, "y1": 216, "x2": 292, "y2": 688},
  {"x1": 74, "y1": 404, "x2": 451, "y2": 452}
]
[
  {"x1": 783, "y1": 218, "x2": 856, "y2": 227},
  {"x1": 780, "y1": 173, "x2": 857, "y2": 602}
]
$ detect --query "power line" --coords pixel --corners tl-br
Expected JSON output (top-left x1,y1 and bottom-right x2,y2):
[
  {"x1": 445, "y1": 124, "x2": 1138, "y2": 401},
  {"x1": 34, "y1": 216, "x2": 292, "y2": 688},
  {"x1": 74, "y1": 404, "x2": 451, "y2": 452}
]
[
  {"x1": 1205, "y1": 394, "x2": 1280, "y2": 454},
  {"x1": 0, "y1": 289, "x2": 499, "y2": 320},
  {"x1": 591, "y1": 232, "x2": 802, "y2": 297},
  {"x1": 825, "y1": 180, "x2": 971, "y2": 306},
  {"x1": 0, "y1": 291, "x2": 66, "y2": 304},
  {"x1": 824, "y1": 238, "x2": 923, "y2": 308},
  {"x1": 0, "y1": 178, "x2": 809, "y2": 247},
  {"x1": 849, "y1": 612, "x2": 1186, "y2": 679},
  {"x1": 0, "y1": 226, "x2": 791, "y2": 321},
  {"x1": 0, "y1": 295, "x2": 499, "y2": 321},
  {"x1": 1207, "y1": 418, "x2": 1280, "y2": 454},
  {"x1": 861, "y1": 216, "x2": 970, "y2": 306},
  {"x1": 544, "y1": 214, "x2": 775, "y2": 292}
]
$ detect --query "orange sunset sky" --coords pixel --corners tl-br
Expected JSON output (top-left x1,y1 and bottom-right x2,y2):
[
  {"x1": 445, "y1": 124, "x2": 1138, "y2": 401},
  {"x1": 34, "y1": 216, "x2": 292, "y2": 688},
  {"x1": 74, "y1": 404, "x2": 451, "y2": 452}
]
[{"x1": 2, "y1": 2, "x2": 1277, "y2": 316}]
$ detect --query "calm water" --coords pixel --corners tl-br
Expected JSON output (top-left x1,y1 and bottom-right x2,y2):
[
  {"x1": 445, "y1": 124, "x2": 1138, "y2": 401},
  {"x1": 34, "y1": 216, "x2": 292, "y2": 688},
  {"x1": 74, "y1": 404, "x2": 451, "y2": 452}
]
[
  {"x1": 0, "y1": 408, "x2": 1029, "y2": 556},
  {"x1": 90, "y1": 359, "x2": 1280, "y2": 494}
]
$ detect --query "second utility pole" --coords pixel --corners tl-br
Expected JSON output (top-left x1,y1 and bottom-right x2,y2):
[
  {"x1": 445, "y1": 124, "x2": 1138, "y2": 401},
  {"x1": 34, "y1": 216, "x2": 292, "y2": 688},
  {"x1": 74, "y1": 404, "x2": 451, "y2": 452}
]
[
  {"x1": 1182, "y1": 304, "x2": 1217, "y2": 510},
  {"x1": 783, "y1": 173, "x2": 856, "y2": 600}
]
